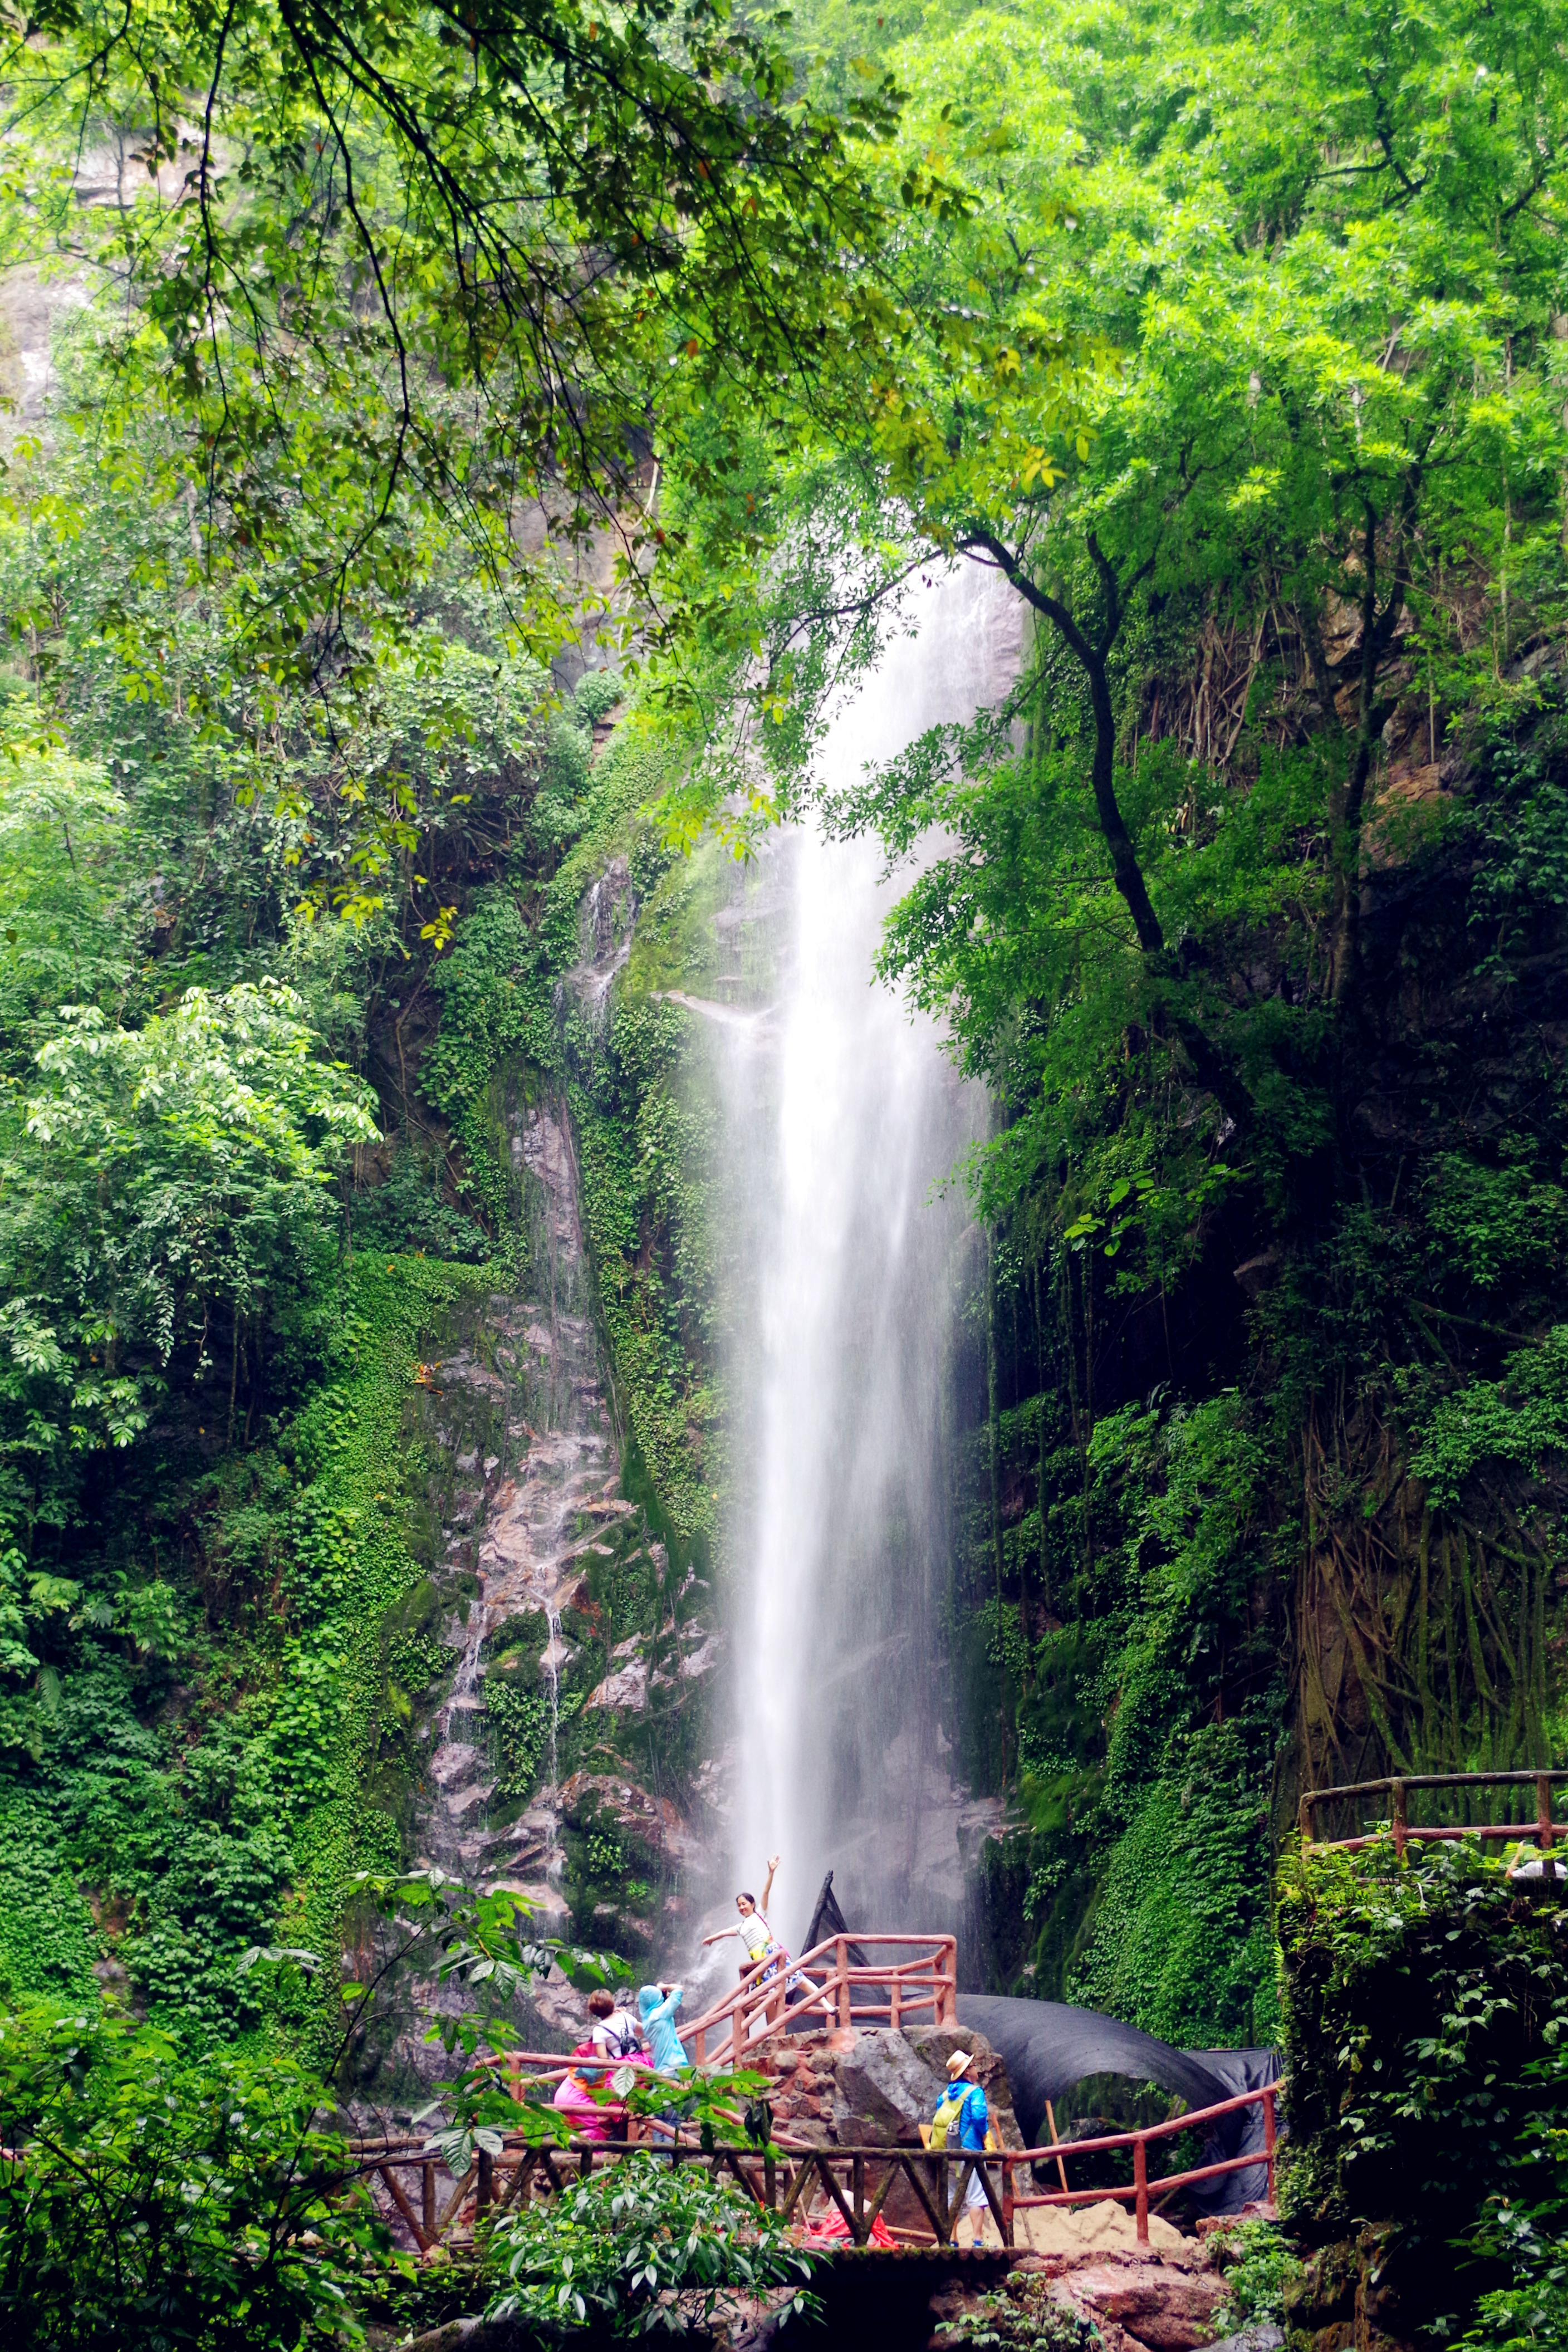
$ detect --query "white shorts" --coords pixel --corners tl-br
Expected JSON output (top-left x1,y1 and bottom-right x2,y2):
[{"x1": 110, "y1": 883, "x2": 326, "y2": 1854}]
[{"x1": 962, "y1": 2162, "x2": 991, "y2": 2212}]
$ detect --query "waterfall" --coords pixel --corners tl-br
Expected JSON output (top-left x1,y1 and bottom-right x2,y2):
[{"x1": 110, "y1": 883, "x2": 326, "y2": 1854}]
[{"x1": 718, "y1": 564, "x2": 1025, "y2": 1954}]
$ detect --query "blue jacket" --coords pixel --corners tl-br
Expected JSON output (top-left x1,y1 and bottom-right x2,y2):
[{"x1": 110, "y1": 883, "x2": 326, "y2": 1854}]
[
  {"x1": 936, "y1": 2079, "x2": 988, "y2": 2152},
  {"x1": 637, "y1": 1983, "x2": 687, "y2": 2072}
]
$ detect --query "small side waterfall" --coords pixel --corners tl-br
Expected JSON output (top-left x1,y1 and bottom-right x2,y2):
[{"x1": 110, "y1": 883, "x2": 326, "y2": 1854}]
[
  {"x1": 411, "y1": 1097, "x2": 625, "y2": 2023},
  {"x1": 719, "y1": 566, "x2": 1024, "y2": 1948}
]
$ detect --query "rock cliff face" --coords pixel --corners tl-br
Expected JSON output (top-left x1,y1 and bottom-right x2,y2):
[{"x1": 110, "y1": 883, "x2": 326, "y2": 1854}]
[{"x1": 348, "y1": 1066, "x2": 724, "y2": 2098}]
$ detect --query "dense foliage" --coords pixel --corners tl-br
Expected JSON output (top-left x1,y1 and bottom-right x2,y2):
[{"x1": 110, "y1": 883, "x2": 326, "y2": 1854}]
[
  {"x1": 0, "y1": 2002, "x2": 395, "y2": 2350},
  {"x1": 486, "y1": 2153, "x2": 819, "y2": 2338},
  {"x1": 1277, "y1": 1841, "x2": 1568, "y2": 2347},
  {"x1": 0, "y1": 0, "x2": 903, "y2": 866}
]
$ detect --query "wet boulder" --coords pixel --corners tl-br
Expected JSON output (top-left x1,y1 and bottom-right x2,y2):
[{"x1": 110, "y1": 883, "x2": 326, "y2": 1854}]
[
  {"x1": 1062, "y1": 2257, "x2": 1231, "y2": 2351},
  {"x1": 830, "y1": 2027, "x2": 949, "y2": 2144}
]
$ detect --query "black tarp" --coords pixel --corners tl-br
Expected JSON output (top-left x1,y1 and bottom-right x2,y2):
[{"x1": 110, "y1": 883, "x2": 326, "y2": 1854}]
[
  {"x1": 955, "y1": 1995, "x2": 1280, "y2": 2214},
  {"x1": 803, "y1": 1871, "x2": 871, "y2": 1968}
]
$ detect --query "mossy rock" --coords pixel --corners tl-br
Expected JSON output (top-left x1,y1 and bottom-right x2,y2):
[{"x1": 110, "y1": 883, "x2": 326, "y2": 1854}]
[{"x1": 482, "y1": 1608, "x2": 551, "y2": 1669}]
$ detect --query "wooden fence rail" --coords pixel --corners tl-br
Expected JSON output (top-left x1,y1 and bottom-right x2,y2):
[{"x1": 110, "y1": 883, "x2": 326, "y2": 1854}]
[
  {"x1": 681, "y1": 1931, "x2": 959, "y2": 2062},
  {"x1": 1300, "y1": 1768, "x2": 1566, "y2": 1861},
  {"x1": 354, "y1": 2081, "x2": 1279, "y2": 2257}
]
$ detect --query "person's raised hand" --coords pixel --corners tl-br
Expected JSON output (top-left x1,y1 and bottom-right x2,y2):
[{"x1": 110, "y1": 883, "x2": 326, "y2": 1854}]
[{"x1": 767, "y1": 1853, "x2": 781, "y2": 1874}]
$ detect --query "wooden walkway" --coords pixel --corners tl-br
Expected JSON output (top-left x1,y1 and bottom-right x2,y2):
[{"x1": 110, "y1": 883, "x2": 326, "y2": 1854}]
[
  {"x1": 347, "y1": 1771, "x2": 1568, "y2": 2260},
  {"x1": 353, "y1": 2081, "x2": 1280, "y2": 2257}
]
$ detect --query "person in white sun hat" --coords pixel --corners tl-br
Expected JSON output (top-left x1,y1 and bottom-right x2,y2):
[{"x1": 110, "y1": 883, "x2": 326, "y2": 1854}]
[{"x1": 925, "y1": 2048, "x2": 1001, "y2": 2249}]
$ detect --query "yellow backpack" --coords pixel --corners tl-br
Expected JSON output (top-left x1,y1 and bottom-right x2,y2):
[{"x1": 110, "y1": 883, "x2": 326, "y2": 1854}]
[
  {"x1": 923, "y1": 2084, "x2": 1002, "y2": 2155},
  {"x1": 927, "y1": 2089, "x2": 967, "y2": 2151}
]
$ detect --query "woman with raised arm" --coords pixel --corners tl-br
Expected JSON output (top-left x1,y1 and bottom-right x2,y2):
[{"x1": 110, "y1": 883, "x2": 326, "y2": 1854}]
[{"x1": 703, "y1": 1855, "x2": 798, "y2": 2029}]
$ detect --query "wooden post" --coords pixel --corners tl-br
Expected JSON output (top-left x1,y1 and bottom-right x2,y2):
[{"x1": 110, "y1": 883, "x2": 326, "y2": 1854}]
[
  {"x1": 1045, "y1": 2100, "x2": 1070, "y2": 2195},
  {"x1": 694, "y1": 2023, "x2": 707, "y2": 2064},
  {"x1": 1297, "y1": 1792, "x2": 1314, "y2": 1846},
  {"x1": 1133, "y1": 2135, "x2": 1148, "y2": 2246},
  {"x1": 836, "y1": 1938, "x2": 851, "y2": 2029},
  {"x1": 1538, "y1": 1774, "x2": 1556, "y2": 1851},
  {"x1": 1390, "y1": 1778, "x2": 1408, "y2": 1863},
  {"x1": 1001, "y1": 2154, "x2": 1015, "y2": 2248},
  {"x1": 765, "y1": 2151, "x2": 777, "y2": 2209},
  {"x1": 422, "y1": 2160, "x2": 436, "y2": 2242},
  {"x1": 891, "y1": 1973, "x2": 901, "y2": 2030},
  {"x1": 1263, "y1": 2085, "x2": 1277, "y2": 2207},
  {"x1": 852, "y1": 2150, "x2": 865, "y2": 2243}
]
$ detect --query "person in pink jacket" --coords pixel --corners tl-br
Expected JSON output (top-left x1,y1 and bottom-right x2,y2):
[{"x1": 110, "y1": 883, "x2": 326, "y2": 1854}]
[{"x1": 553, "y1": 2042, "x2": 614, "y2": 2142}]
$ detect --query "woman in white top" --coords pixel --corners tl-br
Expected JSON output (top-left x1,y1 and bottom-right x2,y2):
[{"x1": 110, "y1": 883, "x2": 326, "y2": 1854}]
[
  {"x1": 733, "y1": 1855, "x2": 780, "y2": 1976},
  {"x1": 704, "y1": 1855, "x2": 796, "y2": 2026},
  {"x1": 586, "y1": 1985, "x2": 646, "y2": 2060}
]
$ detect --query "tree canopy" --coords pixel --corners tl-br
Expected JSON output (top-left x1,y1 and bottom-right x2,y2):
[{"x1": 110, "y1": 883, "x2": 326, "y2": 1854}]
[{"x1": 665, "y1": 0, "x2": 1568, "y2": 1177}]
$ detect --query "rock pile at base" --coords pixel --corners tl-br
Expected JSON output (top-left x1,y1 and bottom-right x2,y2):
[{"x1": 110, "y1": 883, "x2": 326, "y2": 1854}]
[{"x1": 930, "y1": 2260, "x2": 1237, "y2": 2352}]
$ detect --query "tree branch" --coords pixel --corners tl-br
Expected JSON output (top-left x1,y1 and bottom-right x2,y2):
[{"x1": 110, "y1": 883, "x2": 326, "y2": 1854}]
[{"x1": 959, "y1": 526, "x2": 1165, "y2": 955}]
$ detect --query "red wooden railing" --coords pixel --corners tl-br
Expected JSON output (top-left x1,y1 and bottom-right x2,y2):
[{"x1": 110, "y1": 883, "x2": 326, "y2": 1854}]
[
  {"x1": 1005, "y1": 2081, "x2": 1279, "y2": 2244},
  {"x1": 1300, "y1": 1767, "x2": 1566, "y2": 1860},
  {"x1": 680, "y1": 1930, "x2": 959, "y2": 2063},
  {"x1": 355, "y1": 2077, "x2": 1280, "y2": 2253}
]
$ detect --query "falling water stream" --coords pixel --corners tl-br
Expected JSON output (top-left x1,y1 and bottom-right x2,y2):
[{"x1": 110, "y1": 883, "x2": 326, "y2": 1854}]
[
  {"x1": 404, "y1": 567, "x2": 1021, "y2": 2066},
  {"x1": 716, "y1": 565, "x2": 1025, "y2": 1956},
  {"x1": 420, "y1": 1099, "x2": 630, "y2": 1947}
]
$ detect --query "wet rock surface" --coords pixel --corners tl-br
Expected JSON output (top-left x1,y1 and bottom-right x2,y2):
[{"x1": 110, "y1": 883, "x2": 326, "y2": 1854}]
[
  {"x1": 831, "y1": 2027, "x2": 950, "y2": 2144},
  {"x1": 1282, "y1": 2222, "x2": 1420, "y2": 2352},
  {"x1": 928, "y1": 2255, "x2": 1229, "y2": 2352},
  {"x1": 1057, "y1": 2257, "x2": 1231, "y2": 2350},
  {"x1": 352, "y1": 1076, "x2": 719, "y2": 2109}
]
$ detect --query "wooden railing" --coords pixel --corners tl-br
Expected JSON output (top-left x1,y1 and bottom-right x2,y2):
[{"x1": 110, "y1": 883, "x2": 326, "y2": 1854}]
[
  {"x1": 1007, "y1": 2082, "x2": 1279, "y2": 2246},
  {"x1": 354, "y1": 2079, "x2": 1280, "y2": 2256},
  {"x1": 1300, "y1": 1768, "x2": 1566, "y2": 1861},
  {"x1": 682, "y1": 1931, "x2": 958, "y2": 2063}
]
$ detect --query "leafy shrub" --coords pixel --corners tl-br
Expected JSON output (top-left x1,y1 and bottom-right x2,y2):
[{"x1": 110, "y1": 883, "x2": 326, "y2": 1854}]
[
  {"x1": 0, "y1": 978, "x2": 378, "y2": 1554},
  {"x1": 1424, "y1": 1154, "x2": 1568, "y2": 1296},
  {"x1": 0, "y1": 2003, "x2": 395, "y2": 2350},
  {"x1": 485, "y1": 2151, "x2": 818, "y2": 2338},
  {"x1": 1409, "y1": 1326, "x2": 1568, "y2": 1509},
  {"x1": 1277, "y1": 1839, "x2": 1568, "y2": 2333},
  {"x1": 486, "y1": 1675, "x2": 553, "y2": 1797},
  {"x1": 935, "y1": 2275, "x2": 1104, "y2": 2349},
  {"x1": 352, "y1": 1145, "x2": 490, "y2": 1262},
  {"x1": 1211, "y1": 2219, "x2": 1304, "y2": 2326},
  {"x1": 1460, "y1": 2049, "x2": 1568, "y2": 2352},
  {"x1": 574, "y1": 669, "x2": 625, "y2": 728}
]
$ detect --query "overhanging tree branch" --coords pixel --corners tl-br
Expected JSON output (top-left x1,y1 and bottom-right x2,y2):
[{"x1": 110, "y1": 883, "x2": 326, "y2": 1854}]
[{"x1": 958, "y1": 525, "x2": 1250, "y2": 1128}]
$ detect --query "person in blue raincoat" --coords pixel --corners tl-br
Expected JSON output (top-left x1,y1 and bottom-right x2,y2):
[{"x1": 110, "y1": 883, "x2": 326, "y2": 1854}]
[
  {"x1": 931, "y1": 2050, "x2": 998, "y2": 2249},
  {"x1": 638, "y1": 1980, "x2": 688, "y2": 2072}
]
